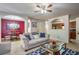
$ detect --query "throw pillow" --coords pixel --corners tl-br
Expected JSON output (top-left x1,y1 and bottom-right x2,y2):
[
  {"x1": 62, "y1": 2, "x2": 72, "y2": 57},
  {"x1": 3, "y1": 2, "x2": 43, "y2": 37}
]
[
  {"x1": 32, "y1": 32, "x2": 39, "y2": 35},
  {"x1": 40, "y1": 32, "x2": 45, "y2": 38},
  {"x1": 30, "y1": 34, "x2": 35, "y2": 39},
  {"x1": 24, "y1": 34, "x2": 31, "y2": 40},
  {"x1": 33, "y1": 34, "x2": 39, "y2": 39}
]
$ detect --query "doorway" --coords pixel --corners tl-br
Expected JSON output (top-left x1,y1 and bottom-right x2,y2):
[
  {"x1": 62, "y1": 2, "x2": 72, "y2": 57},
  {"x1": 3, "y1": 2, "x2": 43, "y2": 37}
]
[{"x1": 69, "y1": 20, "x2": 76, "y2": 42}]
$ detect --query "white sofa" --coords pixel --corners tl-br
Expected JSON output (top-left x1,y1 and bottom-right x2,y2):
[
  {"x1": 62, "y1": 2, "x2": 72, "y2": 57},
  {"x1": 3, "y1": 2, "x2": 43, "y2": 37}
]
[{"x1": 19, "y1": 33, "x2": 49, "y2": 50}]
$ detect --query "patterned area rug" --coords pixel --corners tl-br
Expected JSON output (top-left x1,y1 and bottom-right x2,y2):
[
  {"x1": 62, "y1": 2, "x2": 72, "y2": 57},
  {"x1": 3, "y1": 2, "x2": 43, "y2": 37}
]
[
  {"x1": 27, "y1": 47, "x2": 79, "y2": 55},
  {"x1": 27, "y1": 48, "x2": 47, "y2": 55},
  {"x1": 61, "y1": 48, "x2": 79, "y2": 55}
]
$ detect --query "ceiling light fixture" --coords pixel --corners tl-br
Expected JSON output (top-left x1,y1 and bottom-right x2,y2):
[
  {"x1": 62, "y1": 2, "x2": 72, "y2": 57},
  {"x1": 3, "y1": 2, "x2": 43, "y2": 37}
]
[{"x1": 34, "y1": 3, "x2": 53, "y2": 14}]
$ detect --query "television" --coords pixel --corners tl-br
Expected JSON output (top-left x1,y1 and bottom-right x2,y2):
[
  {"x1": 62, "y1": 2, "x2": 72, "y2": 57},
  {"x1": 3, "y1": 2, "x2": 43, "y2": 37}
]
[{"x1": 7, "y1": 22, "x2": 20, "y2": 30}]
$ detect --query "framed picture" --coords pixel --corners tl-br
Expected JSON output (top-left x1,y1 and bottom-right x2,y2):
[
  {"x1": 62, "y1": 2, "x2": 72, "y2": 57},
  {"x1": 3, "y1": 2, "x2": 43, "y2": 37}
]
[{"x1": 32, "y1": 22, "x2": 37, "y2": 27}]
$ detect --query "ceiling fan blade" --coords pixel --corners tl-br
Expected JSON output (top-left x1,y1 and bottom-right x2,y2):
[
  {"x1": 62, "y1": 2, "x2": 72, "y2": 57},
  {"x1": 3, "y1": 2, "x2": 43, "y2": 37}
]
[
  {"x1": 47, "y1": 10, "x2": 52, "y2": 12},
  {"x1": 47, "y1": 4, "x2": 53, "y2": 8},
  {"x1": 34, "y1": 10, "x2": 39, "y2": 12},
  {"x1": 36, "y1": 5, "x2": 41, "y2": 8}
]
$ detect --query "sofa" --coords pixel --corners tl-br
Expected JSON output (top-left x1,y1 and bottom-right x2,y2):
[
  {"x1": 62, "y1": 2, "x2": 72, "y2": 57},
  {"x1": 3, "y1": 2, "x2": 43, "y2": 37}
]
[{"x1": 19, "y1": 32, "x2": 49, "y2": 50}]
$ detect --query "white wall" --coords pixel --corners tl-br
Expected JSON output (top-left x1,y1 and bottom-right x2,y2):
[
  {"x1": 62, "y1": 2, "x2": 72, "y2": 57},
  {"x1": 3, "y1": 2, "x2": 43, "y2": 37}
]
[
  {"x1": 30, "y1": 19, "x2": 46, "y2": 33},
  {"x1": 46, "y1": 15, "x2": 69, "y2": 43},
  {"x1": 31, "y1": 20, "x2": 38, "y2": 32},
  {"x1": 37, "y1": 21, "x2": 46, "y2": 32},
  {"x1": 76, "y1": 17, "x2": 79, "y2": 41},
  {"x1": 24, "y1": 17, "x2": 28, "y2": 33}
]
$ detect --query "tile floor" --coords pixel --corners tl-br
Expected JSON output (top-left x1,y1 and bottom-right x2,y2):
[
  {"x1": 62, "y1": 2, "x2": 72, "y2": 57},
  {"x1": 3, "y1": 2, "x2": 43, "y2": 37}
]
[
  {"x1": 67, "y1": 40, "x2": 79, "y2": 52},
  {"x1": 4, "y1": 40, "x2": 79, "y2": 55}
]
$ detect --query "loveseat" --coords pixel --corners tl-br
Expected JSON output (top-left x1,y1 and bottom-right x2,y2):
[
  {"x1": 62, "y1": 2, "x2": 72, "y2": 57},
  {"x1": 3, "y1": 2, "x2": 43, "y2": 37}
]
[{"x1": 19, "y1": 32, "x2": 49, "y2": 50}]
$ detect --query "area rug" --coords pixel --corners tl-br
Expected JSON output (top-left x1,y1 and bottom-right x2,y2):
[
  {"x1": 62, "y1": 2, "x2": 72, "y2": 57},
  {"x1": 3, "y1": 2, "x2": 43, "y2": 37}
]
[
  {"x1": 27, "y1": 48, "x2": 46, "y2": 55},
  {"x1": 61, "y1": 48, "x2": 79, "y2": 55},
  {"x1": 26, "y1": 47, "x2": 79, "y2": 55}
]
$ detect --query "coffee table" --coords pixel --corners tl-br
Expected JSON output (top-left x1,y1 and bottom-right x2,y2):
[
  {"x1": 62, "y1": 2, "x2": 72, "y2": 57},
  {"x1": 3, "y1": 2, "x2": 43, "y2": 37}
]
[{"x1": 40, "y1": 41, "x2": 66, "y2": 55}]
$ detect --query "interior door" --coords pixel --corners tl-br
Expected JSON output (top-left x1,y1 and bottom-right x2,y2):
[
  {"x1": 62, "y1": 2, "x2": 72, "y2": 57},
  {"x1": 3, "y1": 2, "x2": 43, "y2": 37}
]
[{"x1": 76, "y1": 18, "x2": 79, "y2": 41}]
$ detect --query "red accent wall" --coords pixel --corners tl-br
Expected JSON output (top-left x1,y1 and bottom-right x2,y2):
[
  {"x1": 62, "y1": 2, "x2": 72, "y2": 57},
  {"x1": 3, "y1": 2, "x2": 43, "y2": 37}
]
[{"x1": 1, "y1": 19, "x2": 25, "y2": 38}]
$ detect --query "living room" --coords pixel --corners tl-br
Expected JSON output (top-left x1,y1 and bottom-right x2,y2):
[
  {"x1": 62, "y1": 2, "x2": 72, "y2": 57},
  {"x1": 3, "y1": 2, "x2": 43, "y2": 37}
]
[{"x1": 0, "y1": 3, "x2": 79, "y2": 55}]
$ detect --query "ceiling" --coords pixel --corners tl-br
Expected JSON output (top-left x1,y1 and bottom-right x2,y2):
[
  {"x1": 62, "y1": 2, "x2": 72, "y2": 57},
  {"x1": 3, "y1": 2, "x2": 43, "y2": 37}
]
[{"x1": 0, "y1": 3, "x2": 79, "y2": 20}]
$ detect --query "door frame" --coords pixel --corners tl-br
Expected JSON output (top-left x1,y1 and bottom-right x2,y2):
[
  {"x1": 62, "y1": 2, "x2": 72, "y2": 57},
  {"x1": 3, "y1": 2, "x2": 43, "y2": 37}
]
[{"x1": 76, "y1": 18, "x2": 79, "y2": 41}]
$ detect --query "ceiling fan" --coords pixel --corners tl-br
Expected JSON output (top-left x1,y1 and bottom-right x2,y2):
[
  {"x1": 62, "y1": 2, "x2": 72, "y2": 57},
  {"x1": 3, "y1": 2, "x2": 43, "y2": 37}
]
[{"x1": 34, "y1": 3, "x2": 53, "y2": 14}]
